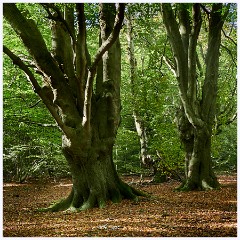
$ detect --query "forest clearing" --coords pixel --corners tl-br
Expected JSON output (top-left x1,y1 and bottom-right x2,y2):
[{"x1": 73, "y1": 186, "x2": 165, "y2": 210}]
[{"x1": 3, "y1": 174, "x2": 237, "y2": 237}]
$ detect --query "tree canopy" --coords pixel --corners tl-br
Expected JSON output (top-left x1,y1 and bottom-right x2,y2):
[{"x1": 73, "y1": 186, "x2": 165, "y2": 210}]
[{"x1": 3, "y1": 3, "x2": 236, "y2": 194}]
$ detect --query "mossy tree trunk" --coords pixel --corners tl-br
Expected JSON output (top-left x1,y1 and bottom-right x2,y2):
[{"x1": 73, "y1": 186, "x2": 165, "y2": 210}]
[
  {"x1": 4, "y1": 3, "x2": 145, "y2": 211},
  {"x1": 161, "y1": 3, "x2": 229, "y2": 190}
]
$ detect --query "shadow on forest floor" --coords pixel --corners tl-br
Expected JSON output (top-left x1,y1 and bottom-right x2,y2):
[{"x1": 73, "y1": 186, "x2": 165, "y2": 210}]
[{"x1": 3, "y1": 174, "x2": 237, "y2": 237}]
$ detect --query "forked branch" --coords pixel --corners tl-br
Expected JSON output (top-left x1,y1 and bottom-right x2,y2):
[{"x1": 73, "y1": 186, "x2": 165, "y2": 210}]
[{"x1": 41, "y1": 3, "x2": 76, "y2": 46}]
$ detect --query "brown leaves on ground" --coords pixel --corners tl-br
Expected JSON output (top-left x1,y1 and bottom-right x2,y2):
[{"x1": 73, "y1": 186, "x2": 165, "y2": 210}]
[{"x1": 3, "y1": 174, "x2": 237, "y2": 237}]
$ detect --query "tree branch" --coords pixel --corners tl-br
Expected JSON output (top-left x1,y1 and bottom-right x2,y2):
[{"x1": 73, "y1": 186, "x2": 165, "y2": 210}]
[
  {"x1": 187, "y1": 4, "x2": 202, "y2": 101},
  {"x1": 75, "y1": 3, "x2": 87, "y2": 113},
  {"x1": 196, "y1": 53, "x2": 203, "y2": 77},
  {"x1": 41, "y1": 3, "x2": 76, "y2": 46},
  {"x1": 4, "y1": 3, "x2": 81, "y2": 129},
  {"x1": 222, "y1": 29, "x2": 237, "y2": 46},
  {"x1": 82, "y1": 3, "x2": 125, "y2": 132},
  {"x1": 200, "y1": 4, "x2": 210, "y2": 17},
  {"x1": 161, "y1": 3, "x2": 204, "y2": 128},
  {"x1": 163, "y1": 56, "x2": 177, "y2": 77},
  {"x1": 215, "y1": 111, "x2": 237, "y2": 134},
  {"x1": 178, "y1": 4, "x2": 191, "y2": 56},
  {"x1": 3, "y1": 45, "x2": 41, "y2": 93},
  {"x1": 161, "y1": 4, "x2": 187, "y2": 92},
  {"x1": 3, "y1": 4, "x2": 65, "y2": 89},
  {"x1": 90, "y1": 4, "x2": 125, "y2": 71},
  {"x1": 202, "y1": 3, "x2": 227, "y2": 121},
  {"x1": 3, "y1": 45, "x2": 72, "y2": 137},
  {"x1": 220, "y1": 43, "x2": 237, "y2": 67},
  {"x1": 29, "y1": 99, "x2": 41, "y2": 108}
]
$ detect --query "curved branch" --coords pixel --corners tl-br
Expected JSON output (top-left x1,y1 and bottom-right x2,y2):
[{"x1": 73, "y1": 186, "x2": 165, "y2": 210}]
[
  {"x1": 215, "y1": 111, "x2": 237, "y2": 135},
  {"x1": 3, "y1": 45, "x2": 41, "y2": 93},
  {"x1": 4, "y1": 3, "x2": 81, "y2": 128},
  {"x1": 3, "y1": 45, "x2": 72, "y2": 137},
  {"x1": 220, "y1": 43, "x2": 237, "y2": 67},
  {"x1": 3, "y1": 4, "x2": 65, "y2": 89},
  {"x1": 222, "y1": 29, "x2": 237, "y2": 46}
]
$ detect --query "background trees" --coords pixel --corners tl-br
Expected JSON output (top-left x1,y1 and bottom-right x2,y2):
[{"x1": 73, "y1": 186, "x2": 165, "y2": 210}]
[
  {"x1": 3, "y1": 3, "x2": 236, "y2": 188},
  {"x1": 160, "y1": 3, "x2": 235, "y2": 190}
]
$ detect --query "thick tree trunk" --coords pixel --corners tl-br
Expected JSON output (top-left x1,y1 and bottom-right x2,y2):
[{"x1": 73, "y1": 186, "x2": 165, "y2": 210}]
[
  {"x1": 176, "y1": 107, "x2": 194, "y2": 179},
  {"x1": 176, "y1": 107, "x2": 219, "y2": 190},
  {"x1": 178, "y1": 127, "x2": 219, "y2": 191},
  {"x1": 44, "y1": 132, "x2": 142, "y2": 212}
]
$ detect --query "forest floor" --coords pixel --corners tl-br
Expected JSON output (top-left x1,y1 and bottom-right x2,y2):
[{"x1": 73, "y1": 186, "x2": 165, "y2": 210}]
[{"x1": 3, "y1": 174, "x2": 237, "y2": 237}]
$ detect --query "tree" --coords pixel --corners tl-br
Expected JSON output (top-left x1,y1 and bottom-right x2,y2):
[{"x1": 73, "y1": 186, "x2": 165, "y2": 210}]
[
  {"x1": 115, "y1": 3, "x2": 184, "y2": 180},
  {"x1": 125, "y1": 9, "x2": 153, "y2": 170},
  {"x1": 3, "y1": 3, "x2": 145, "y2": 211},
  {"x1": 160, "y1": 3, "x2": 231, "y2": 190}
]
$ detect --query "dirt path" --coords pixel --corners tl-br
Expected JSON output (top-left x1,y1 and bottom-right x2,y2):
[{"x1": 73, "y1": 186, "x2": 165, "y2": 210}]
[{"x1": 3, "y1": 174, "x2": 237, "y2": 237}]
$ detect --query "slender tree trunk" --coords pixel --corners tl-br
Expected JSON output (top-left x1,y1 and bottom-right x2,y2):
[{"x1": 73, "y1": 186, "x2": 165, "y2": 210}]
[
  {"x1": 133, "y1": 112, "x2": 151, "y2": 166},
  {"x1": 126, "y1": 12, "x2": 153, "y2": 168}
]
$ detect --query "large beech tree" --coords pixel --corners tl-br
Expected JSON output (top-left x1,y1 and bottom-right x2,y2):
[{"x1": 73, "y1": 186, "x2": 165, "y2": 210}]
[
  {"x1": 4, "y1": 3, "x2": 145, "y2": 211},
  {"x1": 161, "y1": 3, "x2": 230, "y2": 190}
]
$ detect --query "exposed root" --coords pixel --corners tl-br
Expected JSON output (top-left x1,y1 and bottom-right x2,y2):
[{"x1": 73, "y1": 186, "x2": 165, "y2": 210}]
[
  {"x1": 37, "y1": 190, "x2": 74, "y2": 212},
  {"x1": 38, "y1": 180, "x2": 148, "y2": 212},
  {"x1": 130, "y1": 185, "x2": 150, "y2": 197},
  {"x1": 79, "y1": 202, "x2": 94, "y2": 211},
  {"x1": 175, "y1": 178, "x2": 220, "y2": 192}
]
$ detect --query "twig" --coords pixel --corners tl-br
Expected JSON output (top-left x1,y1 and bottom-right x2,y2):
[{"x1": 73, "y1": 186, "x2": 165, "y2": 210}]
[{"x1": 222, "y1": 29, "x2": 237, "y2": 46}]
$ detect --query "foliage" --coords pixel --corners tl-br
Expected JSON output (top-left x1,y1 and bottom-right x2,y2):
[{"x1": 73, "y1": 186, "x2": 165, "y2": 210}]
[
  {"x1": 3, "y1": 30, "x2": 69, "y2": 181},
  {"x1": 3, "y1": 3, "x2": 237, "y2": 182},
  {"x1": 116, "y1": 4, "x2": 185, "y2": 177},
  {"x1": 113, "y1": 128, "x2": 139, "y2": 173},
  {"x1": 212, "y1": 123, "x2": 237, "y2": 172}
]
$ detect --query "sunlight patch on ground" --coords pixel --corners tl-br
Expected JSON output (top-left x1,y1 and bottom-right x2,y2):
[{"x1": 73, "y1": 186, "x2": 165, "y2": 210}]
[
  {"x1": 4, "y1": 183, "x2": 26, "y2": 187},
  {"x1": 224, "y1": 200, "x2": 237, "y2": 204},
  {"x1": 54, "y1": 183, "x2": 72, "y2": 187}
]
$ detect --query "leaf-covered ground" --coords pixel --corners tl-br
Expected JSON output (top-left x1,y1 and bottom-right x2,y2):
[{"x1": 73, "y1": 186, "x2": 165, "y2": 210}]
[{"x1": 3, "y1": 174, "x2": 237, "y2": 237}]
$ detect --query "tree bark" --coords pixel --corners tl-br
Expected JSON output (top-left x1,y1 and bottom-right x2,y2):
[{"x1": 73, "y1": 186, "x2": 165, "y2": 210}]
[
  {"x1": 50, "y1": 134, "x2": 142, "y2": 211},
  {"x1": 161, "y1": 3, "x2": 228, "y2": 190},
  {"x1": 4, "y1": 3, "x2": 146, "y2": 211}
]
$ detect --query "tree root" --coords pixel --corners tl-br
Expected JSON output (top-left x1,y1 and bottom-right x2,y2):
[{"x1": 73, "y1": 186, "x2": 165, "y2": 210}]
[
  {"x1": 37, "y1": 180, "x2": 149, "y2": 212},
  {"x1": 175, "y1": 177, "x2": 220, "y2": 192}
]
